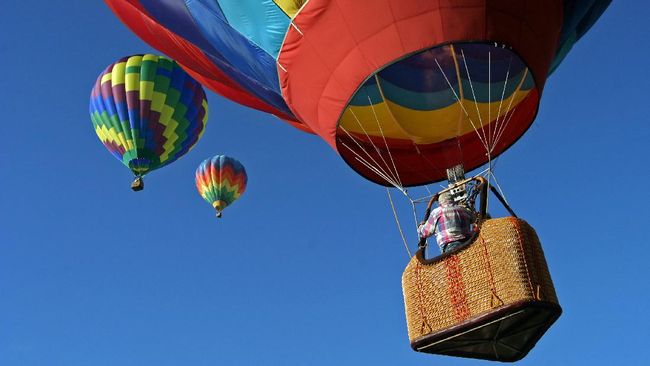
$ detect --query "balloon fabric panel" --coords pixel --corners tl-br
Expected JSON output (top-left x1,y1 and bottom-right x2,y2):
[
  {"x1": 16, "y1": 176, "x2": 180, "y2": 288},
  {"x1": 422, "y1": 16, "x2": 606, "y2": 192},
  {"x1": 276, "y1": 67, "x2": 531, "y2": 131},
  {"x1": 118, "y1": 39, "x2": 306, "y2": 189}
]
[
  {"x1": 90, "y1": 55, "x2": 208, "y2": 176},
  {"x1": 105, "y1": 0, "x2": 298, "y2": 123},
  {"x1": 550, "y1": 0, "x2": 612, "y2": 72},
  {"x1": 137, "y1": 0, "x2": 291, "y2": 115}
]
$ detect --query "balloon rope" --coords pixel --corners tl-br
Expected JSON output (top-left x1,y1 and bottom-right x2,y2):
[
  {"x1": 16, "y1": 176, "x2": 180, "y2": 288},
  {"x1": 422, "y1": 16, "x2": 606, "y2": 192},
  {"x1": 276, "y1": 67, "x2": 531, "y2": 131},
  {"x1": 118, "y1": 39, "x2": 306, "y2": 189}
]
[
  {"x1": 368, "y1": 83, "x2": 403, "y2": 188},
  {"x1": 488, "y1": 170, "x2": 511, "y2": 208},
  {"x1": 434, "y1": 59, "x2": 490, "y2": 153},
  {"x1": 491, "y1": 55, "x2": 514, "y2": 153},
  {"x1": 340, "y1": 142, "x2": 402, "y2": 190},
  {"x1": 441, "y1": 49, "x2": 494, "y2": 212},
  {"x1": 339, "y1": 127, "x2": 403, "y2": 191},
  {"x1": 386, "y1": 187, "x2": 413, "y2": 258},
  {"x1": 458, "y1": 49, "x2": 489, "y2": 151},
  {"x1": 491, "y1": 69, "x2": 529, "y2": 153},
  {"x1": 489, "y1": 50, "x2": 492, "y2": 148},
  {"x1": 346, "y1": 108, "x2": 402, "y2": 187}
]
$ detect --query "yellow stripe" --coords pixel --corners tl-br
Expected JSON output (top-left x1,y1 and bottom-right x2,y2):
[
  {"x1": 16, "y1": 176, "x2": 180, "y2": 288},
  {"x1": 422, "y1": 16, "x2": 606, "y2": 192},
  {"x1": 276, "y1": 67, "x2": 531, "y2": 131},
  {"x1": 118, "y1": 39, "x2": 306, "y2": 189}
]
[
  {"x1": 100, "y1": 73, "x2": 112, "y2": 85},
  {"x1": 125, "y1": 73, "x2": 140, "y2": 92},
  {"x1": 151, "y1": 91, "x2": 165, "y2": 113},
  {"x1": 202, "y1": 99, "x2": 209, "y2": 124},
  {"x1": 111, "y1": 62, "x2": 126, "y2": 86},
  {"x1": 142, "y1": 54, "x2": 158, "y2": 63},
  {"x1": 340, "y1": 103, "x2": 411, "y2": 140},
  {"x1": 339, "y1": 89, "x2": 531, "y2": 145},
  {"x1": 159, "y1": 110, "x2": 179, "y2": 162},
  {"x1": 126, "y1": 55, "x2": 143, "y2": 68},
  {"x1": 95, "y1": 124, "x2": 135, "y2": 151},
  {"x1": 273, "y1": 0, "x2": 306, "y2": 18},
  {"x1": 140, "y1": 80, "x2": 155, "y2": 102},
  {"x1": 125, "y1": 56, "x2": 142, "y2": 92}
]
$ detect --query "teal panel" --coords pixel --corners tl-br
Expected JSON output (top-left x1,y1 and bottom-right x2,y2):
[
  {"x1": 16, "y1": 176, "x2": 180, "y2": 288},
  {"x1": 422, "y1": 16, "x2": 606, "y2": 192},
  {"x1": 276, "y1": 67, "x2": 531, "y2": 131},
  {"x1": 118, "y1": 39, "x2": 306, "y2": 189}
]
[{"x1": 216, "y1": 0, "x2": 290, "y2": 58}]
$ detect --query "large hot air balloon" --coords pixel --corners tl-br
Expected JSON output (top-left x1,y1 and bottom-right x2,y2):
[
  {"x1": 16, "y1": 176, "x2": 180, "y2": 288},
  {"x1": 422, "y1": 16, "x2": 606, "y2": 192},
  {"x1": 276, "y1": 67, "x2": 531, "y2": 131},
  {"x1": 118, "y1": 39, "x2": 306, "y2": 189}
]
[
  {"x1": 195, "y1": 155, "x2": 247, "y2": 218},
  {"x1": 103, "y1": 1, "x2": 610, "y2": 361},
  {"x1": 104, "y1": 0, "x2": 609, "y2": 187},
  {"x1": 90, "y1": 54, "x2": 208, "y2": 191}
]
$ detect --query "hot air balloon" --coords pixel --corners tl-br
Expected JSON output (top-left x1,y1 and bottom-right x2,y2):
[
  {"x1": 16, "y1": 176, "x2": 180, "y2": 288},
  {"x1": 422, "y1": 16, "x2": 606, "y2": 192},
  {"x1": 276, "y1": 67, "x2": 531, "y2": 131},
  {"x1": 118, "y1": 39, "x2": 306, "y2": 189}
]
[
  {"x1": 104, "y1": 0, "x2": 609, "y2": 187},
  {"x1": 90, "y1": 54, "x2": 208, "y2": 191},
  {"x1": 104, "y1": 0, "x2": 610, "y2": 361},
  {"x1": 195, "y1": 155, "x2": 247, "y2": 218}
]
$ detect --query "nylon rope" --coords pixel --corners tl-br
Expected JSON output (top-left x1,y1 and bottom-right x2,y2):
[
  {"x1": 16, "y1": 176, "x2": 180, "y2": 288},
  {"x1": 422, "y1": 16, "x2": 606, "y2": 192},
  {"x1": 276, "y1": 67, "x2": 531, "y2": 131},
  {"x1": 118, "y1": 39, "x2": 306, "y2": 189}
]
[
  {"x1": 368, "y1": 108, "x2": 404, "y2": 189},
  {"x1": 339, "y1": 124, "x2": 401, "y2": 189},
  {"x1": 450, "y1": 46, "x2": 467, "y2": 174},
  {"x1": 434, "y1": 58, "x2": 491, "y2": 154},
  {"x1": 386, "y1": 187, "x2": 413, "y2": 258},
  {"x1": 339, "y1": 138, "x2": 403, "y2": 190},
  {"x1": 460, "y1": 49, "x2": 489, "y2": 151},
  {"x1": 370, "y1": 76, "x2": 404, "y2": 188},
  {"x1": 491, "y1": 55, "x2": 514, "y2": 153},
  {"x1": 491, "y1": 68, "x2": 529, "y2": 153},
  {"x1": 488, "y1": 170, "x2": 511, "y2": 207},
  {"x1": 346, "y1": 107, "x2": 402, "y2": 187},
  {"x1": 488, "y1": 50, "x2": 492, "y2": 151}
]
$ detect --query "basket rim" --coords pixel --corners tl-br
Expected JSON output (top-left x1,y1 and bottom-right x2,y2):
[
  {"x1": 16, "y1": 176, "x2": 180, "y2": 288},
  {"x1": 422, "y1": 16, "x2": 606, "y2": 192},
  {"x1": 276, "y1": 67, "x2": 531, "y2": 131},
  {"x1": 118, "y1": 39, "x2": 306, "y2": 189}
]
[{"x1": 415, "y1": 217, "x2": 529, "y2": 265}]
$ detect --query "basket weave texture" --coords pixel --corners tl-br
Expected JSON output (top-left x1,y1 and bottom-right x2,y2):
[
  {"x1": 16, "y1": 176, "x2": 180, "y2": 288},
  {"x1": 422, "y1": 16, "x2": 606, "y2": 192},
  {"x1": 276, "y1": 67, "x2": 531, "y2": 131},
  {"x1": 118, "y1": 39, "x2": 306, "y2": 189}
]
[{"x1": 402, "y1": 217, "x2": 559, "y2": 341}]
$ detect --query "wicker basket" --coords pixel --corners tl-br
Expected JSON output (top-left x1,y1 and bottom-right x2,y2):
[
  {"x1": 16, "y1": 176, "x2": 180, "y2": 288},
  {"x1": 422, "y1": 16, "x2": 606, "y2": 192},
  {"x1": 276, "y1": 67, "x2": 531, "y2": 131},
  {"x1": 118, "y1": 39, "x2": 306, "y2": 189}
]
[{"x1": 402, "y1": 217, "x2": 562, "y2": 362}]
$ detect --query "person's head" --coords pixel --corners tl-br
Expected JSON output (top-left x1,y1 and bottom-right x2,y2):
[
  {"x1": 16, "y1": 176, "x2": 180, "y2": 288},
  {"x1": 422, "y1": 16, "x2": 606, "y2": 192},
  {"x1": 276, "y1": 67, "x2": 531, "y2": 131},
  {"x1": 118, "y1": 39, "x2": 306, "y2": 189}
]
[{"x1": 439, "y1": 192, "x2": 454, "y2": 207}]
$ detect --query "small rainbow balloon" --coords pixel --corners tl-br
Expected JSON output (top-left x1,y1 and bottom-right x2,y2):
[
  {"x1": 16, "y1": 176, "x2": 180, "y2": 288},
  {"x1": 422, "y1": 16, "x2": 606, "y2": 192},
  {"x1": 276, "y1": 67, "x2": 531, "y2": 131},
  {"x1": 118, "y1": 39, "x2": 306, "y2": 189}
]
[{"x1": 195, "y1": 155, "x2": 247, "y2": 218}]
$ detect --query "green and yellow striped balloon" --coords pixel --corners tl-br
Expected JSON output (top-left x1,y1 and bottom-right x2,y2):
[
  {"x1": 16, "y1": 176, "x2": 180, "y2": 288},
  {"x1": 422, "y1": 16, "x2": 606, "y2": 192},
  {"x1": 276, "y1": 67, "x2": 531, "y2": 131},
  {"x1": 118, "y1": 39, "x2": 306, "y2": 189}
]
[{"x1": 89, "y1": 54, "x2": 208, "y2": 190}]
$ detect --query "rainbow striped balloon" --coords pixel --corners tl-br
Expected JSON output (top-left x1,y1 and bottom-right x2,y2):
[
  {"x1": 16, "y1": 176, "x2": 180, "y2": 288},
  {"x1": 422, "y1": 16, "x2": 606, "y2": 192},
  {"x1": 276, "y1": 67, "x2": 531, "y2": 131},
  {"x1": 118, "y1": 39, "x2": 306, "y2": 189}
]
[
  {"x1": 195, "y1": 155, "x2": 247, "y2": 218},
  {"x1": 90, "y1": 54, "x2": 208, "y2": 189}
]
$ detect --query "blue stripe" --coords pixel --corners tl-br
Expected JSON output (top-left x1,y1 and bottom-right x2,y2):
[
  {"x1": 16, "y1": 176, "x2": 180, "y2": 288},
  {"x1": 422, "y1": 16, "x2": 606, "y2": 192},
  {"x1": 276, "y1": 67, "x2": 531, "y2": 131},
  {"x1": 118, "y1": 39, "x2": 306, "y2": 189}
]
[
  {"x1": 377, "y1": 77, "x2": 458, "y2": 111},
  {"x1": 377, "y1": 44, "x2": 528, "y2": 93},
  {"x1": 378, "y1": 47, "x2": 458, "y2": 93},
  {"x1": 349, "y1": 78, "x2": 383, "y2": 106},
  {"x1": 551, "y1": 0, "x2": 611, "y2": 72},
  {"x1": 139, "y1": 0, "x2": 291, "y2": 115},
  {"x1": 215, "y1": 0, "x2": 290, "y2": 59}
]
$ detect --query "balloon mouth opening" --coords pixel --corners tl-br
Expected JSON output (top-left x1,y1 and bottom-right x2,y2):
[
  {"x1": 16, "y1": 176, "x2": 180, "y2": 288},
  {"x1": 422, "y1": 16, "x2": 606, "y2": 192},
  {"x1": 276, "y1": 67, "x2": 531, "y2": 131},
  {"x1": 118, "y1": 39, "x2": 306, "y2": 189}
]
[
  {"x1": 128, "y1": 158, "x2": 151, "y2": 174},
  {"x1": 335, "y1": 41, "x2": 539, "y2": 187}
]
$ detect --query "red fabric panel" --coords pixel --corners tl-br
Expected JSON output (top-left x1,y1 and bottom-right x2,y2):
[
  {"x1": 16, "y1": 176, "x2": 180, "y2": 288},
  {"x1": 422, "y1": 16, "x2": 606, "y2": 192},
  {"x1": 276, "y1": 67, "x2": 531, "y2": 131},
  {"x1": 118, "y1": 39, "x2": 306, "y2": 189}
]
[
  {"x1": 104, "y1": 0, "x2": 303, "y2": 124},
  {"x1": 279, "y1": 0, "x2": 563, "y2": 185},
  {"x1": 181, "y1": 67, "x2": 305, "y2": 127}
]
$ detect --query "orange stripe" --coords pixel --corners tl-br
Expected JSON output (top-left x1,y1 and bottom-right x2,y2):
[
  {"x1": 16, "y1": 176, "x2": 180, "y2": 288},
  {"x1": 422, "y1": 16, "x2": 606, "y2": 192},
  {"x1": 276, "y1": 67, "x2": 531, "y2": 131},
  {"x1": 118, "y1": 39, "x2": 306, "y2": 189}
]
[{"x1": 445, "y1": 255, "x2": 470, "y2": 322}]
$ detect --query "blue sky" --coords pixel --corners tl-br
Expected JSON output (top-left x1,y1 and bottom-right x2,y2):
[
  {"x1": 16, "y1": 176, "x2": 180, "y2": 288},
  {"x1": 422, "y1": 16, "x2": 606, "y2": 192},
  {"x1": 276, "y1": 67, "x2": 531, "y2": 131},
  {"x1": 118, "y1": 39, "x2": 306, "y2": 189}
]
[{"x1": 1, "y1": 2, "x2": 648, "y2": 365}]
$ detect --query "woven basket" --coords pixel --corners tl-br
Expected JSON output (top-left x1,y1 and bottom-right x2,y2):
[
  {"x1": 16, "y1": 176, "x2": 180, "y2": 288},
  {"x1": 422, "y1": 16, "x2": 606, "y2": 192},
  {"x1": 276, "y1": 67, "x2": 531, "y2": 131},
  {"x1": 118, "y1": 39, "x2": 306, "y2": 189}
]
[{"x1": 402, "y1": 217, "x2": 561, "y2": 361}]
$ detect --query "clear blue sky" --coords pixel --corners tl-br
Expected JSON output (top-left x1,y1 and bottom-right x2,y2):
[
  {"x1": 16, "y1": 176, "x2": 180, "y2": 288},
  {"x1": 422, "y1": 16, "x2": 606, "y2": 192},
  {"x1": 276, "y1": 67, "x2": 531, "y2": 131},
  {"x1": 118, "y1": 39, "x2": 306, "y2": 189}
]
[{"x1": 1, "y1": 2, "x2": 648, "y2": 365}]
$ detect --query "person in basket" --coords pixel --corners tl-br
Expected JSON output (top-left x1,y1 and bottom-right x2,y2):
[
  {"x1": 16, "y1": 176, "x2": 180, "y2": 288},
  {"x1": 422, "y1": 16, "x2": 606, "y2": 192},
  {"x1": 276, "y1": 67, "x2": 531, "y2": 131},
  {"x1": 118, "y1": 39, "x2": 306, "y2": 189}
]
[{"x1": 418, "y1": 192, "x2": 476, "y2": 253}]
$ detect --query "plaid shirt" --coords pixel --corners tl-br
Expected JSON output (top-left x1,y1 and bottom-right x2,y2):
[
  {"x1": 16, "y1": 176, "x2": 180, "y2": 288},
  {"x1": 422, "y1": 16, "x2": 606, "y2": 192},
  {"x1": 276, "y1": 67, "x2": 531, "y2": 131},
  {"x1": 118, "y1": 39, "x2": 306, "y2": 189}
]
[{"x1": 418, "y1": 205, "x2": 475, "y2": 250}]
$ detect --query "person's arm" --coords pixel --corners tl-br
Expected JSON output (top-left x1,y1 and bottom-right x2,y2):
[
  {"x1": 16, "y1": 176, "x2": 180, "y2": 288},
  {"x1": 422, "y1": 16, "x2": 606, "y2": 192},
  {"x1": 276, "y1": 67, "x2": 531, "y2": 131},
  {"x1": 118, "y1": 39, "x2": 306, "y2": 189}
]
[{"x1": 418, "y1": 208, "x2": 440, "y2": 238}]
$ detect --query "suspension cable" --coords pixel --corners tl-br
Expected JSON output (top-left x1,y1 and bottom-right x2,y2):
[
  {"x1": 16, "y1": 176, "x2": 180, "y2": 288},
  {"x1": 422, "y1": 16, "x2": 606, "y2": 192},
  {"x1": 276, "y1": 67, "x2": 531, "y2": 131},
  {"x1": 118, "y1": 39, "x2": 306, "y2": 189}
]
[
  {"x1": 339, "y1": 126, "x2": 401, "y2": 189},
  {"x1": 434, "y1": 58, "x2": 491, "y2": 155},
  {"x1": 347, "y1": 107, "x2": 402, "y2": 186},
  {"x1": 386, "y1": 187, "x2": 413, "y2": 258}
]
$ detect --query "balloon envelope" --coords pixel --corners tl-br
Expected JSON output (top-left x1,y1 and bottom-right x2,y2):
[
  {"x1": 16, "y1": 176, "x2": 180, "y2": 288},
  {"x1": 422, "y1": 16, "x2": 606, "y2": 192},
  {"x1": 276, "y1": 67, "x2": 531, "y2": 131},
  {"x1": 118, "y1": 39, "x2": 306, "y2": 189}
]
[
  {"x1": 106, "y1": 0, "x2": 610, "y2": 186},
  {"x1": 90, "y1": 54, "x2": 208, "y2": 181},
  {"x1": 195, "y1": 155, "x2": 247, "y2": 216}
]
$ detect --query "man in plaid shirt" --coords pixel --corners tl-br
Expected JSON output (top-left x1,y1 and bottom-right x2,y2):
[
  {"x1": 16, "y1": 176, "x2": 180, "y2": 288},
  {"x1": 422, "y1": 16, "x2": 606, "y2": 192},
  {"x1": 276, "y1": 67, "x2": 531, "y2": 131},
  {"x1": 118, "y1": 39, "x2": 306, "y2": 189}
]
[{"x1": 418, "y1": 192, "x2": 476, "y2": 253}]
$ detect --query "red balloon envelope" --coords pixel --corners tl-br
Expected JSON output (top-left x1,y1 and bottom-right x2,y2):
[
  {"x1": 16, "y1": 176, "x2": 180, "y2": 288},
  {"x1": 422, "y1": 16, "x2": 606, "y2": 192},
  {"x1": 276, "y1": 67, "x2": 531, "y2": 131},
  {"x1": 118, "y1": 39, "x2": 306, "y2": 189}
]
[{"x1": 105, "y1": 0, "x2": 610, "y2": 186}]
